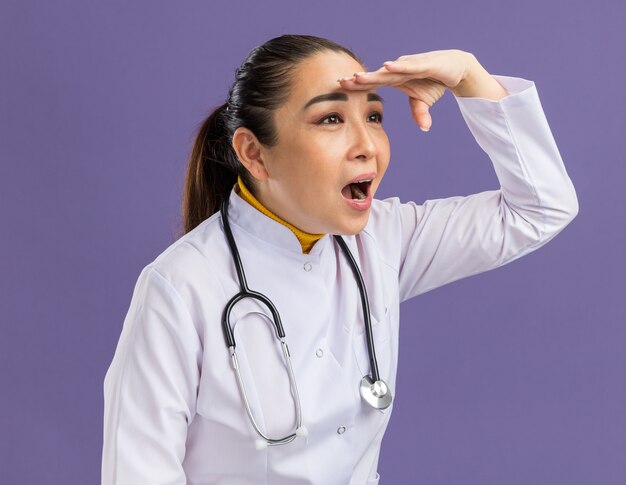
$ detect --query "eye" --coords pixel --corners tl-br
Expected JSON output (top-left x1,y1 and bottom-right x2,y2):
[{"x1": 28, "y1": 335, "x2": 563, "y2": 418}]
[
  {"x1": 317, "y1": 113, "x2": 343, "y2": 125},
  {"x1": 368, "y1": 111, "x2": 384, "y2": 123}
]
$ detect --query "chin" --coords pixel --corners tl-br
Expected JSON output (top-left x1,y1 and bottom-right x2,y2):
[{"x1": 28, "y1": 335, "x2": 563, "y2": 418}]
[{"x1": 334, "y1": 213, "x2": 370, "y2": 236}]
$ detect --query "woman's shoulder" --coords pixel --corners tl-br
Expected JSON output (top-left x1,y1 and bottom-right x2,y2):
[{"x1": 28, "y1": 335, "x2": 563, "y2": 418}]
[{"x1": 142, "y1": 211, "x2": 227, "y2": 289}]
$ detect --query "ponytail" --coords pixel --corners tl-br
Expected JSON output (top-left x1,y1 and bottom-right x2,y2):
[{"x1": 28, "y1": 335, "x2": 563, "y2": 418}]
[{"x1": 181, "y1": 102, "x2": 241, "y2": 234}]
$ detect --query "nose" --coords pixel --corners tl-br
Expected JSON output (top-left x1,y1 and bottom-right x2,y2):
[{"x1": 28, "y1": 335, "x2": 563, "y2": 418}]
[{"x1": 348, "y1": 119, "x2": 378, "y2": 161}]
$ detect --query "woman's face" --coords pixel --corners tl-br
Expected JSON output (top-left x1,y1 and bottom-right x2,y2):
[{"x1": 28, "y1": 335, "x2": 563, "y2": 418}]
[{"x1": 254, "y1": 50, "x2": 391, "y2": 236}]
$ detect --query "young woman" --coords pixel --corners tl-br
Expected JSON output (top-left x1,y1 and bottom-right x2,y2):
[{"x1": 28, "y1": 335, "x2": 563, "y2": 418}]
[{"x1": 102, "y1": 34, "x2": 578, "y2": 484}]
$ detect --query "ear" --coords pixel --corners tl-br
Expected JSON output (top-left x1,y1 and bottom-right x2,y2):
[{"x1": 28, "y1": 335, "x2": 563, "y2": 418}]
[{"x1": 231, "y1": 127, "x2": 269, "y2": 181}]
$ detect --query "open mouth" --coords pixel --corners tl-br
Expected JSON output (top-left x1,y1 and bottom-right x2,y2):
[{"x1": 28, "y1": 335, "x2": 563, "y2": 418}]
[{"x1": 341, "y1": 179, "x2": 373, "y2": 201}]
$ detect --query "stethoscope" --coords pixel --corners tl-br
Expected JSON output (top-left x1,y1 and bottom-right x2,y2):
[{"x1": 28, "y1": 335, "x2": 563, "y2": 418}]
[{"x1": 220, "y1": 195, "x2": 393, "y2": 450}]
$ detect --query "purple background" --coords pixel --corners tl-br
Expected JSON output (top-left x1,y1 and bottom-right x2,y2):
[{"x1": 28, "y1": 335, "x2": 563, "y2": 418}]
[{"x1": 1, "y1": 1, "x2": 624, "y2": 483}]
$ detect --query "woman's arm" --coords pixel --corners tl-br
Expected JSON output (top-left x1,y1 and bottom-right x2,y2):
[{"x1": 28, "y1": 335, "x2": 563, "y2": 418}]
[
  {"x1": 367, "y1": 73, "x2": 578, "y2": 302},
  {"x1": 102, "y1": 267, "x2": 202, "y2": 484},
  {"x1": 345, "y1": 51, "x2": 578, "y2": 302}
]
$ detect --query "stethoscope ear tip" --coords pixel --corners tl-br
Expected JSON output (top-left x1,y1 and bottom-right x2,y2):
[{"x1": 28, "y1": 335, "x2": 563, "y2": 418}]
[{"x1": 296, "y1": 425, "x2": 309, "y2": 437}]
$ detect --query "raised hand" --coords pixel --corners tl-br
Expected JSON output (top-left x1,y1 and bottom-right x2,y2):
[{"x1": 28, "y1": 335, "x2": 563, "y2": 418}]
[{"x1": 337, "y1": 49, "x2": 508, "y2": 132}]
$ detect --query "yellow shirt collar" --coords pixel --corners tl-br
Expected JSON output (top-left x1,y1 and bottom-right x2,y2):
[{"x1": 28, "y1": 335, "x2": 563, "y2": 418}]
[{"x1": 236, "y1": 176, "x2": 324, "y2": 254}]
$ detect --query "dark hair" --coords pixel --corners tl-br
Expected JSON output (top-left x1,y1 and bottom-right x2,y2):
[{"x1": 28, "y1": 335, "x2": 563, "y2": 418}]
[{"x1": 180, "y1": 34, "x2": 365, "y2": 235}]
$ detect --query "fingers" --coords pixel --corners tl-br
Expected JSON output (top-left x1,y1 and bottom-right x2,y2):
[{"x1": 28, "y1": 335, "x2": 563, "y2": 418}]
[
  {"x1": 337, "y1": 75, "x2": 386, "y2": 90},
  {"x1": 337, "y1": 69, "x2": 410, "y2": 89},
  {"x1": 342, "y1": 51, "x2": 465, "y2": 92},
  {"x1": 409, "y1": 97, "x2": 431, "y2": 132},
  {"x1": 383, "y1": 57, "x2": 431, "y2": 75},
  {"x1": 338, "y1": 59, "x2": 432, "y2": 89}
]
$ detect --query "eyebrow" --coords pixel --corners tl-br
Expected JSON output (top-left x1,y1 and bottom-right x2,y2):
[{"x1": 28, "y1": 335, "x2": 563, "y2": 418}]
[{"x1": 303, "y1": 92, "x2": 384, "y2": 110}]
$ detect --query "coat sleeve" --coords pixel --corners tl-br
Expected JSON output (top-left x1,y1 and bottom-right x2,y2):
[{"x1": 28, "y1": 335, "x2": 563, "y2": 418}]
[
  {"x1": 102, "y1": 266, "x2": 202, "y2": 484},
  {"x1": 369, "y1": 75, "x2": 579, "y2": 303}
]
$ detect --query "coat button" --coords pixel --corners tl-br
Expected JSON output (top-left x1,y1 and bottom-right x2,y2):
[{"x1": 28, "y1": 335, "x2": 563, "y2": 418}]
[
  {"x1": 336, "y1": 426, "x2": 346, "y2": 435},
  {"x1": 315, "y1": 348, "x2": 324, "y2": 358},
  {"x1": 303, "y1": 262, "x2": 312, "y2": 272}
]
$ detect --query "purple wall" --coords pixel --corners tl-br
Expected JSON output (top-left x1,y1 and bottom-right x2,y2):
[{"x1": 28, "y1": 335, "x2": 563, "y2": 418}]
[{"x1": 1, "y1": 1, "x2": 623, "y2": 483}]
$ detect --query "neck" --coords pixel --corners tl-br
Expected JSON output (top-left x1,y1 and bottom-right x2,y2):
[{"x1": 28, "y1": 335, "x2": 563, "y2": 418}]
[{"x1": 236, "y1": 176, "x2": 325, "y2": 254}]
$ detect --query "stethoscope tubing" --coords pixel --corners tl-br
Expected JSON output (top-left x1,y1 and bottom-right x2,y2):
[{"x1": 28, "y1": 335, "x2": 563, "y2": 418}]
[
  {"x1": 332, "y1": 235, "x2": 380, "y2": 384},
  {"x1": 220, "y1": 196, "x2": 303, "y2": 445},
  {"x1": 219, "y1": 194, "x2": 391, "y2": 445},
  {"x1": 220, "y1": 196, "x2": 286, "y2": 348},
  {"x1": 220, "y1": 196, "x2": 380, "y2": 382}
]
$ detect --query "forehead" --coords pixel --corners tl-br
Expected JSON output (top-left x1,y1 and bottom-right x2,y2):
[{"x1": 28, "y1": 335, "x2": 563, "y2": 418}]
[{"x1": 287, "y1": 50, "x2": 370, "y2": 102}]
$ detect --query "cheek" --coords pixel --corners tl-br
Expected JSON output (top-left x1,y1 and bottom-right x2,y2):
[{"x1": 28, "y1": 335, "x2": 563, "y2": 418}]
[
  {"x1": 379, "y1": 156, "x2": 390, "y2": 177},
  {"x1": 377, "y1": 137, "x2": 391, "y2": 172},
  {"x1": 293, "y1": 139, "x2": 343, "y2": 180}
]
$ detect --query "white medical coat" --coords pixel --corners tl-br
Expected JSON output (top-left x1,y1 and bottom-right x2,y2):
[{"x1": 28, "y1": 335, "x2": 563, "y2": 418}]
[{"x1": 102, "y1": 75, "x2": 579, "y2": 485}]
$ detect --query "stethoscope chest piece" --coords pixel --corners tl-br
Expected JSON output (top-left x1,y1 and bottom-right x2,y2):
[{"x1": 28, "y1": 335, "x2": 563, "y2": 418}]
[{"x1": 360, "y1": 375, "x2": 393, "y2": 410}]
